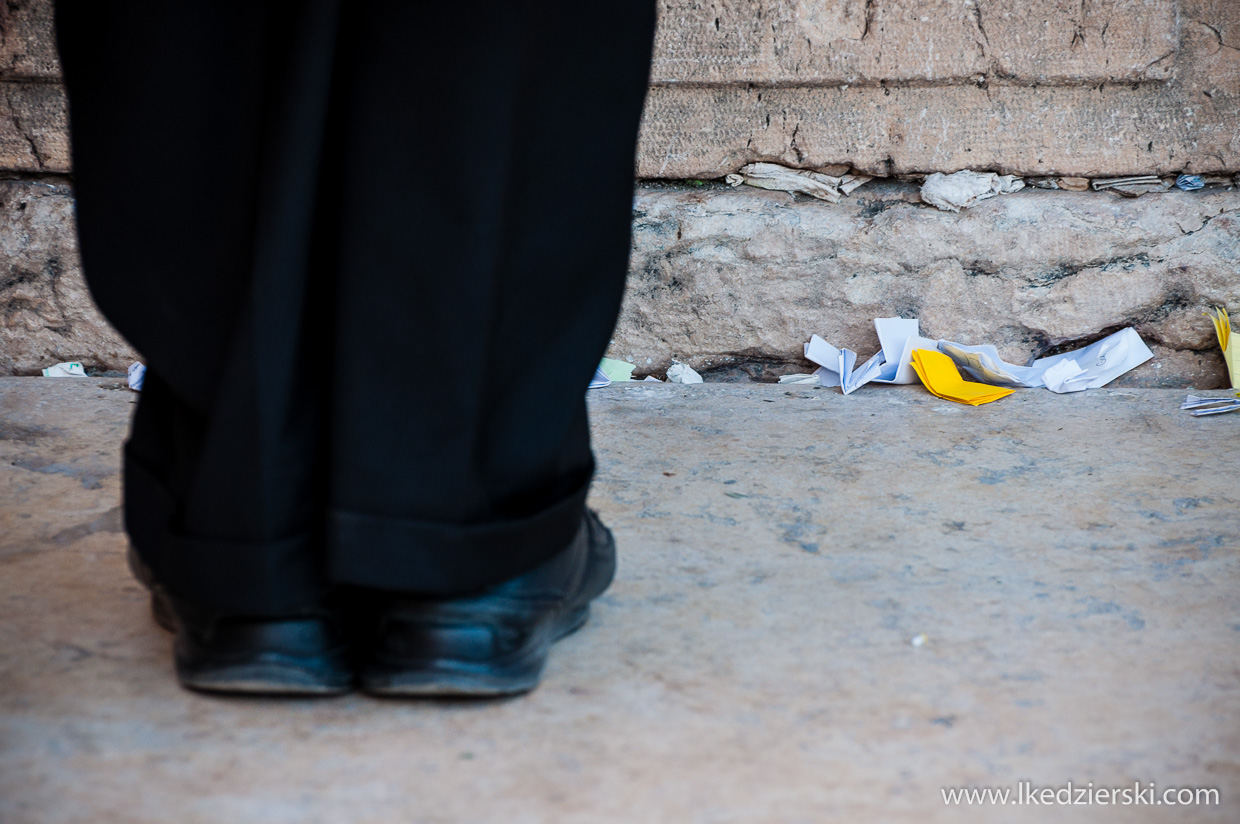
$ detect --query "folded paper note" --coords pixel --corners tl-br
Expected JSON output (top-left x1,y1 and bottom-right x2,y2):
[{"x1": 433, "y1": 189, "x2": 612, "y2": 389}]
[
  {"x1": 939, "y1": 328, "x2": 1153, "y2": 393},
  {"x1": 1181, "y1": 393, "x2": 1240, "y2": 416},
  {"x1": 937, "y1": 342, "x2": 1045, "y2": 388},
  {"x1": 598, "y1": 358, "x2": 636, "y2": 383},
  {"x1": 1208, "y1": 307, "x2": 1239, "y2": 389},
  {"x1": 871, "y1": 317, "x2": 929, "y2": 385},
  {"x1": 42, "y1": 361, "x2": 87, "y2": 378},
  {"x1": 910, "y1": 349, "x2": 1015, "y2": 406},
  {"x1": 804, "y1": 334, "x2": 886, "y2": 394},
  {"x1": 801, "y1": 317, "x2": 926, "y2": 393},
  {"x1": 588, "y1": 367, "x2": 611, "y2": 389},
  {"x1": 127, "y1": 362, "x2": 146, "y2": 391},
  {"x1": 1030, "y1": 328, "x2": 1154, "y2": 393}
]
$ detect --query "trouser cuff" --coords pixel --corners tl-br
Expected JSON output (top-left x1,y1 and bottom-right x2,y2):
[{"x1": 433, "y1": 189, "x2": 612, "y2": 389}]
[
  {"x1": 124, "y1": 446, "x2": 329, "y2": 615},
  {"x1": 326, "y1": 481, "x2": 590, "y2": 596}
]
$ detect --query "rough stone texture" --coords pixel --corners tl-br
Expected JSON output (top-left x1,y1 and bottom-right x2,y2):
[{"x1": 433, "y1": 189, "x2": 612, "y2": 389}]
[
  {"x1": 0, "y1": 0, "x2": 60, "y2": 79},
  {"x1": 638, "y1": 0, "x2": 1240, "y2": 177},
  {"x1": 1, "y1": 177, "x2": 1235, "y2": 388},
  {"x1": 652, "y1": 0, "x2": 1179, "y2": 85},
  {"x1": 1, "y1": 1, "x2": 1238, "y2": 179},
  {"x1": 0, "y1": 82, "x2": 69, "y2": 173},
  {"x1": 611, "y1": 182, "x2": 1239, "y2": 388},
  {"x1": 2, "y1": 377, "x2": 1238, "y2": 823},
  {"x1": 0, "y1": 180, "x2": 137, "y2": 375}
]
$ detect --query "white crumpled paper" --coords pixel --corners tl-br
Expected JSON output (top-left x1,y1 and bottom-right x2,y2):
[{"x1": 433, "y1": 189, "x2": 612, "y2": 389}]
[
  {"x1": 920, "y1": 171, "x2": 1025, "y2": 212},
  {"x1": 666, "y1": 363, "x2": 704, "y2": 384},
  {"x1": 42, "y1": 361, "x2": 87, "y2": 378}
]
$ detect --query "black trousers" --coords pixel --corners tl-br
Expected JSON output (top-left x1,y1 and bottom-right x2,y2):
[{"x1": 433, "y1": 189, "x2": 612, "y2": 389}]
[{"x1": 55, "y1": 0, "x2": 656, "y2": 615}]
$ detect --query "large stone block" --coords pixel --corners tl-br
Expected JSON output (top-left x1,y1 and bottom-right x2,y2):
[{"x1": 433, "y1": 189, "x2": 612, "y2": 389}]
[
  {"x1": 0, "y1": 0, "x2": 60, "y2": 79},
  {"x1": 0, "y1": 180, "x2": 136, "y2": 375},
  {"x1": 639, "y1": 1, "x2": 1240, "y2": 177},
  {"x1": 0, "y1": 0, "x2": 1236, "y2": 179},
  {"x1": 0, "y1": 82, "x2": 70, "y2": 173},
  {"x1": 611, "y1": 182, "x2": 1239, "y2": 388},
  {"x1": 651, "y1": 0, "x2": 1178, "y2": 85}
]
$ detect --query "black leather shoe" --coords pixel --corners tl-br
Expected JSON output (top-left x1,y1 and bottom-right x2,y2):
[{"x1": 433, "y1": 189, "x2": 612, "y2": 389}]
[
  {"x1": 127, "y1": 547, "x2": 354, "y2": 696},
  {"x1": 359, "y1": 509, "x2": 617, "y2": 697}
]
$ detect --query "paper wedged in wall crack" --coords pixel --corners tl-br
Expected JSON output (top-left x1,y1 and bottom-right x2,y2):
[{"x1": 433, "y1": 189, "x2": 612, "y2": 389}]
[
  {"x1": 726, "y1": 162, "x2": 842, "y2": 203},
  {"x1": 1091, "y1": 176, "x2": 1173, "y2": 197},
  {"x1": 919, "y1": 171, "x2": 1025, "y2": 212}
]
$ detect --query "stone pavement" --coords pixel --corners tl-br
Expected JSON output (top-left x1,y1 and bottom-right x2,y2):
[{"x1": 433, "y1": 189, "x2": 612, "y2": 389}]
[{"x1": 1, "y1": 377, "x2": 1237, "y2": 823}]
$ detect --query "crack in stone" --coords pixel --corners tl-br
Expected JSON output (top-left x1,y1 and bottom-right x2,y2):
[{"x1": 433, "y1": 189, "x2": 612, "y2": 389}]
[{"x1": 3, "y1": 86, "x2": 45, "y2": 169}]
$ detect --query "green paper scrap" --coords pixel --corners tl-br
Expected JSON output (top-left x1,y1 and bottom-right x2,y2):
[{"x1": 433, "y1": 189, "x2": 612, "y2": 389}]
[{"x1": 599, "y1": 358, "x2": 636, "y2": 383}]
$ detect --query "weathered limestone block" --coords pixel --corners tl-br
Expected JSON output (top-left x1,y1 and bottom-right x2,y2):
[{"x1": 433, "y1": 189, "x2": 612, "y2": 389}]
[
  {"x1": 0, "y1": 0, "x2": 60, "y2": 79},
  {"x1": 637, "y1": 0, "x2": 1240, "y2": 177},
  {"x1": 652, "y1": 0, "x2": 1178, "y2": 85},
  {"x1": 0, "y1": 180, "x2": 137, "y2": 374},
  {"x1": 611, "y1": 182, "x2": 1239, "y2": 388},
  {"x1": 0, "y1": 0, "x2": 1236, "y2": 179},
  {"x1": 0, "y1": 82, "x2": 70, "y2": 173}
]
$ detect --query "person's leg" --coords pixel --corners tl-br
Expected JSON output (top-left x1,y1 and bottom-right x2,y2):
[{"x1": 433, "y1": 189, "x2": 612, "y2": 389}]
[
  {"x1": 57, "y1": 0, "x2": 655, "y2": 696},
  {"x1": 325, "y1": 0, "x2": 656, "y2": 596},
  {"x1": 56, "y1": 0, "x2": 353, "y2": 692},
  {"x1": 317, "y1": 0, "x2": 656, "y2": 695}
]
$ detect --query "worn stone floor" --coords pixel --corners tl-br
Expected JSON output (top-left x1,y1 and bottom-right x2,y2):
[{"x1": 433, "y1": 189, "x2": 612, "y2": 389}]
[{"x1": 1, "y1": 377, "x2": 1237, "y2": 823}]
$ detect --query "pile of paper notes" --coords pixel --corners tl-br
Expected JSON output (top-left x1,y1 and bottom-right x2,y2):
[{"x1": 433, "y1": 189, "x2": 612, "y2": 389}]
[{"x1": 785, "y1": 317, "x2": 1156, "y2": 405}]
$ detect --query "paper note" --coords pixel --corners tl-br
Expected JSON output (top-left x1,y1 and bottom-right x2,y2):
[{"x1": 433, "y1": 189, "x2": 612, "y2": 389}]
[
  {"x1": 42, "y1": 361, "x2": 87, "y2": 378},
  {"x1": 127, "y1": 362, "x2": 146, "y2": 391},
  {"x1": 666, "y1": 363, "x2": 703, "y2": 384},
  {"x1": 939, "y1": 328, "x2": 1153, "y2": 392},
  {"x1": 1208, "y1": 307, "x2": 1239, "y2": 389},
  {"x1": 598, "y1": 358, "x2": 636, "y2": 383},
  {"x1": 910, "y1": 349, "x2": 1015, "y2": 406},
  {"x1": 804, "y1": 335, "x2": 885, "y2": 394},
  {"x1": 1181, "y1": 393, "x2": 1240, "y2": 415},
  {"x1": 1031, "y1": 328, "x2": 1154, "y2": 393},
  {"x1": 870, "y1": 317, "x2": 924, "y2": 385},
  {"x1": 588, "y1": 367, "x2": 611, "y2": 389},
  {"x1": 937, "y1": 342, "x2": 1044, "y2": 388}
]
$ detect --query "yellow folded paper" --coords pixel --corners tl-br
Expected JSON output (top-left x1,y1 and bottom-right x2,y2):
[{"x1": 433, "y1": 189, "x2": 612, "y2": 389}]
[
  {"x1": 1207, "y1": 307, "x2": 1239, "y2": 390},
  {"x1": 910, "y1": 348, "x2": 1015, "y2": 406}
]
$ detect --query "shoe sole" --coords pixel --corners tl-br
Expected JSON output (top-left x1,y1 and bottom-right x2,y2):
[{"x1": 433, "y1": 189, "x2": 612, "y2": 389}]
[
  {"x1": 177, "y1": 661, "x2": 354, "y2": 696},
  {"x1": 361, "y1": 604, "x2": 591, "y2": 698},
  {"x1": 152, "y1": 594, "x2": 353, "y2": 696}
]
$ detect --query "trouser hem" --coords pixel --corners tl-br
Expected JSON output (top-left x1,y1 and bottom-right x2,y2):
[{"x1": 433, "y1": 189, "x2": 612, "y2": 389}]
[
  {"x1": 124, "y1": 445, "x2": 330, "y2": 615},
  {"x1": 326, "y1": 481, "x2": 590, "y2": 596}
]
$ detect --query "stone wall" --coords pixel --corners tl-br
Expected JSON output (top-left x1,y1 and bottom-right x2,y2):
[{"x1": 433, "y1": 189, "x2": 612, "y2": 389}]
[
  {"x1": 641, "y1": 0, "x2": 1240, "y2": 177},
  {"x1": 616, "y1": 181, "x2": 1238, "y2": 386},
  {"x1": 0, "y1": 0, "x2": 1238, "y2": 386}
]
